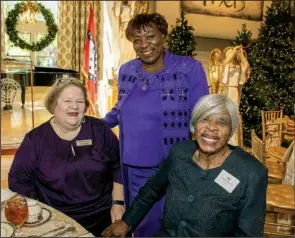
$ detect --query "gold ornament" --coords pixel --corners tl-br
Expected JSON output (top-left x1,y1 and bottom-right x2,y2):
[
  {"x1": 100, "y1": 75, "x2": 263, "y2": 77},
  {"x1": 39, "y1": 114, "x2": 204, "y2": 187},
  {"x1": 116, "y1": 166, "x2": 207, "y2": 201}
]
[
  {"x1": 19, "y1": 1, "x2": 40, "y2": 23},
  {"x1": 135, "y1": 1, "x2": 152, "y2": 15}
]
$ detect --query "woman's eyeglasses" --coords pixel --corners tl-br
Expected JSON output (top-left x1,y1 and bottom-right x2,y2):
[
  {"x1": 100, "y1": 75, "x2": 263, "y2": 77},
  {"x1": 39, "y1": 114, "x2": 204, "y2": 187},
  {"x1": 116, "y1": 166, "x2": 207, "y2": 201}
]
[{"x1": 55, "y1": 78, "x2": 84, "y2": 86}]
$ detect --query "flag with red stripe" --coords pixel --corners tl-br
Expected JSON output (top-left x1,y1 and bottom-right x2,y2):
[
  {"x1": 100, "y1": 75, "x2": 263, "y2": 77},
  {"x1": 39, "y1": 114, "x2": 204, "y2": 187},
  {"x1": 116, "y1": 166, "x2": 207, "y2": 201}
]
[{"x1": 82, "y1": 3, "x2": 98, "y2": 116}]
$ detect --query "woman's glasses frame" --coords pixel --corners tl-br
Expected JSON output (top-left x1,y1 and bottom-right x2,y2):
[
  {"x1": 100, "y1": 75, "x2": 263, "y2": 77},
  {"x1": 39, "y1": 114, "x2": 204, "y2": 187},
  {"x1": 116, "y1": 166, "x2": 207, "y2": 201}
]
[{"x1": 55, "y1": 78, "x2": 85, "y2": 87}]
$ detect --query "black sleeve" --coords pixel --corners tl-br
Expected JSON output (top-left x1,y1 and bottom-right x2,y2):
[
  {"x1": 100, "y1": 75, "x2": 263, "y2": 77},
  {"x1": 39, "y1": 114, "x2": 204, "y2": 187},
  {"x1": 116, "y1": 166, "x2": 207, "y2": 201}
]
[{"x1": 234, "y1": 168, "x2": 268, "y2": 236}]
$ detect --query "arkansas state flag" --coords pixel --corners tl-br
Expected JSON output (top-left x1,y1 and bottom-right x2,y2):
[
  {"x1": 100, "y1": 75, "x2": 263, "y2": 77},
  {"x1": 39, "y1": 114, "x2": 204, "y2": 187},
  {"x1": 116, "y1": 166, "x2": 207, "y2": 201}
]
[{"x1": 82, "y1": 3, "x2": 98, "y2": 116}]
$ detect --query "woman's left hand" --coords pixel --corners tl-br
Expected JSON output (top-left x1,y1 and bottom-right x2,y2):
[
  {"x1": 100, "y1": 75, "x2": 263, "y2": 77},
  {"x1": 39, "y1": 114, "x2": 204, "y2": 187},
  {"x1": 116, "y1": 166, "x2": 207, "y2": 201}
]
[{"x1": 110, "y1": 204, "x2": 125, "y2": 223}]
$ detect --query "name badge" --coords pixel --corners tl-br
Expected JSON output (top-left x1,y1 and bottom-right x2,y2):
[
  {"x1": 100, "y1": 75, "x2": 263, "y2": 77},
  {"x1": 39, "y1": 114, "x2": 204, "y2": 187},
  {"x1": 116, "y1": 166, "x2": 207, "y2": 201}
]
[
  {"x1": 76, "y1": 139, "x2": 92, "y2": 146},
  {"x1": 214, "y1": 169, "x2": 240, "y2": 193}
]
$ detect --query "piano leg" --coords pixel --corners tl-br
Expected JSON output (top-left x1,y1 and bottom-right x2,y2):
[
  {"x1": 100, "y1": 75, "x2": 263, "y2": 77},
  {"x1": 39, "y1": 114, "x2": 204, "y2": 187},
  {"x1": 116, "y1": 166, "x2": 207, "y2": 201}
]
[
  {"x1": 21, "y1": 86, "x2": 25, "y2": 108},
  {"x1": 3, "y1": 105, "x2": 12, "y2": 110},
  {"x1": 18, "y1": 73, "x2": 27, "y2": 109}
]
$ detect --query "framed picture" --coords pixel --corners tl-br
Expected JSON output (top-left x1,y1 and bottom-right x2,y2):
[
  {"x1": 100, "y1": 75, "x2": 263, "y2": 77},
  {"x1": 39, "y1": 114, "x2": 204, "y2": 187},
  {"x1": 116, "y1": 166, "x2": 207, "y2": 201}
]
[
  {"x1": 181, "y1": 1, "x2": 264, "y2": 21},
  {"x1": 155, "y1": 1, "x2": 272, "y2": 40}
]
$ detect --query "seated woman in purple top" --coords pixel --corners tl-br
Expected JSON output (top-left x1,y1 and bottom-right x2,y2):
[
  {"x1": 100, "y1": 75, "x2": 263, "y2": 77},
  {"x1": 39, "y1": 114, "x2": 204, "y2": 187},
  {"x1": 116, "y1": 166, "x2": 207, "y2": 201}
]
[
  {"x1": 8, "y1": 79, "x2": 124, "y2": 236},
  {"x1": 103, "y1": 13, "x2": 209, "y2": 237}
]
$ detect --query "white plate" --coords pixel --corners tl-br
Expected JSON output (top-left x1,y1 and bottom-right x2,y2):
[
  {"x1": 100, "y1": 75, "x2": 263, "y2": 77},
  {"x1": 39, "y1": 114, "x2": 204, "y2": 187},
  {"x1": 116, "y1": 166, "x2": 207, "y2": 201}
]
[
  {"x1": 1, "y1": 222, "x2": 15, "y2": 237},
  {"x1": 24, "y1": 208, "x2": 52, "y2": 227}
]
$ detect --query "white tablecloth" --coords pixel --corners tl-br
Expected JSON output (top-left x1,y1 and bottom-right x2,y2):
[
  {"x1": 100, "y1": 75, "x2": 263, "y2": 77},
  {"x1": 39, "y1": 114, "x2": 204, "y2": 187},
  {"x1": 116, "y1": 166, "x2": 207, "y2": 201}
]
[{"x1": 1, "y1": 189, "x2": 94, "y2": 237}]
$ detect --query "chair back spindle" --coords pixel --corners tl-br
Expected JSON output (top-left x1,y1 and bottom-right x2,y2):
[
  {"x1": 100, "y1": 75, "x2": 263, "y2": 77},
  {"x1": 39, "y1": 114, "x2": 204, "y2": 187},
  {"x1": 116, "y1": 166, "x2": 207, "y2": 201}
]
[
  {"x1": 261, "y1": 110, "x2": 283, "y2": 148},
  {"x1": 251, "y1": 129, "x2": 266, "y2": 165}
]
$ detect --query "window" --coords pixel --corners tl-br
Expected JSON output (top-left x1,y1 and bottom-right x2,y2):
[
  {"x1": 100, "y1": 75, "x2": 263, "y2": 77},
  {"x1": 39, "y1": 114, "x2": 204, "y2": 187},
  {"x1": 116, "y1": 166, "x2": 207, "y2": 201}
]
[
  {"x1": 4, "y1": 1, "x2": 58, "y2": 67},
  {"x1": 36, "y1": 33, "x2": 57, "y2": 67}
]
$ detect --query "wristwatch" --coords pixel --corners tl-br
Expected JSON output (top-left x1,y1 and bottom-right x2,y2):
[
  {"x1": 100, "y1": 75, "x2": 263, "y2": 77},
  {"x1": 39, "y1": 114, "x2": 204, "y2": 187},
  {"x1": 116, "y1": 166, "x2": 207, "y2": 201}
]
[{"x1": 112, "y1": 200, "x2": 125, "y2": 206}]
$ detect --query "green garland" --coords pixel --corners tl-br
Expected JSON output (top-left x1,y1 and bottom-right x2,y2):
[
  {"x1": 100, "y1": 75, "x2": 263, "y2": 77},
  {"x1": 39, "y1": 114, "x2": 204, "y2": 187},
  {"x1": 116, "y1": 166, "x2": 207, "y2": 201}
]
[{"x1": 5, "y1": 1, "x2": 58, "y2": 52}]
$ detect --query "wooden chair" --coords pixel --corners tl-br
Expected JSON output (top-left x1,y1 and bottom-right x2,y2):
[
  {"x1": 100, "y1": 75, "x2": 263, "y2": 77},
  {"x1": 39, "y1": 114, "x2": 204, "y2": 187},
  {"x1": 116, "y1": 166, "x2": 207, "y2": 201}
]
[
  {"x1": 264, "y1": 142, "x2": 295, "y2": 236},
  {"x1": 261, "y1": 110, "x2": 287, "y2": 160},
  {"x1": 228, "y1": 114, "x2": 246, "y2": 149},
  {"x1": 251, "y1": 130, "x2": 292, "y2": 184},
  {"x1": 265, "y1": 142, "x2": 294, "y2": 184},
  {"x1": 1, "y1": 78, "x2": 22, "y2": 110},
  {"x1": 265, "y1": 185, "x2": 295, "y2": 236},
  {"x1": 251, "y1": 129, "x2": 266, "y2": 165},
  {"x1": 237, "y1": 114, "x2": 244, "y2": 149},
  {"x1": 266, "y1": 140, "x2": 295, "y2": 184}
]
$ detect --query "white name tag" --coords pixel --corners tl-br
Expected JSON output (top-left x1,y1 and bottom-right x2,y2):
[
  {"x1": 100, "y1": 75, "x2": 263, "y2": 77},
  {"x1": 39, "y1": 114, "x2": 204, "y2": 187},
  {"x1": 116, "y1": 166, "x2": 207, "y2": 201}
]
[
  {"x1": 76, "y1": 139, "x2": 92, "y2": 146},
  {"x1": 214, "y1": 169, "x2": 240, "y2": 193}
]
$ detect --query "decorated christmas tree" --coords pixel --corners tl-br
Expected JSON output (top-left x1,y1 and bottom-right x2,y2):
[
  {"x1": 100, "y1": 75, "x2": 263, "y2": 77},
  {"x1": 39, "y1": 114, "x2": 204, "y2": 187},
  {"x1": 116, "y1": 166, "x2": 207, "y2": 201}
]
[
  {"x1": 232, "y1": 23, "x2": 252, "y2": 45},
  {"x1": 168, "y1": 10, "x2": 196, "y2": 57},
  {"x1": 240, "y1": 1, "x2": 295, "y2": 146},
  {"x1": 231, "y1": 23, "x2": 253, "y2": 55}
]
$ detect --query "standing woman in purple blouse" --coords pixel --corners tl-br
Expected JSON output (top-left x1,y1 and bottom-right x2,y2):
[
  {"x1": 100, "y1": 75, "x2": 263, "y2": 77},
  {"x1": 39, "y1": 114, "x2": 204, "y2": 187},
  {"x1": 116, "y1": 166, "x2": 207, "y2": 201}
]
[
  {"x1": 8, "y1": 79, "x2": 125, "y2": 236},
  {"x1": 103, "y1": 13, "x2": 209, "y2": 237}
]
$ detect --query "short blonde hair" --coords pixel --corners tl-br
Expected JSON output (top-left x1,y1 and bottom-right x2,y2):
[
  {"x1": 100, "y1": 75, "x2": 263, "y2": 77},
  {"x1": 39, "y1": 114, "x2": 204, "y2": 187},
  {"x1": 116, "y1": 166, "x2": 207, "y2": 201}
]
[
  {"x1": 190, "y1": 94, "x2": 239, "y2": 138},
  {"x1": 44, "y1": 78, "x2": 90, "y2": 114}
]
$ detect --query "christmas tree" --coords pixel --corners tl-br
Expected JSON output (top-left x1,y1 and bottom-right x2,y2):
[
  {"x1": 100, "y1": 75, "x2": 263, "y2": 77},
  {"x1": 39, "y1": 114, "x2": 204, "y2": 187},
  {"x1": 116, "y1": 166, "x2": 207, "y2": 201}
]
[
  {"x1": 232, "y1": 23, "x2": 253, "y2": 46},
  {"x1": 231, "y1": 23, "x2": 253, "y2": 55},
  {"x1": 168, "y1": 10, "x2": 196, "y2": 57},
  {"x1": 240, "y1": 1, "x2": 295, "y2": 146}
]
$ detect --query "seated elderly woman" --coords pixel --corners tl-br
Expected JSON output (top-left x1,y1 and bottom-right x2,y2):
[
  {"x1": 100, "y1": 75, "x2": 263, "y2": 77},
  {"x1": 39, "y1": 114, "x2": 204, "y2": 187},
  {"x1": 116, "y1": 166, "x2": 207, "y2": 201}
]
[
  {"x1": 102, "y1": 94, "x2": 268, "y2": 237},
  {"x1": 8, "y1": 78, "x2": 124, "y2": 236}
]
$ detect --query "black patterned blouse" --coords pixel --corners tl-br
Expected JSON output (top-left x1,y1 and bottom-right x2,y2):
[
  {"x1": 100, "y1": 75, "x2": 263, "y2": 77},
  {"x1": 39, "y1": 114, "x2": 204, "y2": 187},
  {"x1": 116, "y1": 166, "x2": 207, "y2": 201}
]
[{"x1": 122, "y1": 141, "x2": 268, "y2": 237}]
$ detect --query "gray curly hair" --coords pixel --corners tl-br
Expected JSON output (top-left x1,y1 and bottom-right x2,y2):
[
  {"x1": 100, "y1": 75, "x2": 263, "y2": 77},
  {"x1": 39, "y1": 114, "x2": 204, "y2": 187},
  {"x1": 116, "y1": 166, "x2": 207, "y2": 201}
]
[{"x1": 190, "y1": 94, "x2": 239, "y2": 139}]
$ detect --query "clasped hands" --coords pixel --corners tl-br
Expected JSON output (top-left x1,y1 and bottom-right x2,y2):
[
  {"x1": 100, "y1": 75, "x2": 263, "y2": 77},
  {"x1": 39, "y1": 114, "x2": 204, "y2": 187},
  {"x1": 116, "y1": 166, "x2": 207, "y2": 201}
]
[
  {"x1": 101, "y1": 219, "x2": 129, "y2": 237},
  {"x1": 102, "y1": 204, "x2": 129, "y2": 237}
]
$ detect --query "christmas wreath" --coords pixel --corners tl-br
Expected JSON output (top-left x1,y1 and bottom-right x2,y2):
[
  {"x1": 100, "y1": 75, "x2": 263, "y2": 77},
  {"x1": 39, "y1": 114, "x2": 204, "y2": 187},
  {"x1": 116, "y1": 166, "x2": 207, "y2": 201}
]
[{"x1": 5, "y1": 1, "x2": 58, "y2": 52}]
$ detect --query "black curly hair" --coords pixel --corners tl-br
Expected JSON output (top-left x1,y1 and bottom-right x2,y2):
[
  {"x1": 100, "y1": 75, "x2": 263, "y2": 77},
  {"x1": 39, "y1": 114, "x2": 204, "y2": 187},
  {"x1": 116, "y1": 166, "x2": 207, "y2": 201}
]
[{"x1": 125, "y1": 13, "x2": 168, "y2": 41}]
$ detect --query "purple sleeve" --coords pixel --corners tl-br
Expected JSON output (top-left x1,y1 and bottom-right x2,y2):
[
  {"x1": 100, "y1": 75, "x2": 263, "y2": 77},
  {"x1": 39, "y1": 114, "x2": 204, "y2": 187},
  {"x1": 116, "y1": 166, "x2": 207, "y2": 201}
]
[
  {"x1": 8, "y1": 134, "x2": 38, "y2": 199},
  {"x1": 187, "y1": 60, "x2": 209, "y2": 112},
  {"x1": 102, "y1": 103, "x2": 119, "y2": 128},
  {"x1": 102, "y1": 67, "x2": 123, "y2": 128},
  {"x1": 103, "y1": 124, "x2": 122, "y2": 184}
]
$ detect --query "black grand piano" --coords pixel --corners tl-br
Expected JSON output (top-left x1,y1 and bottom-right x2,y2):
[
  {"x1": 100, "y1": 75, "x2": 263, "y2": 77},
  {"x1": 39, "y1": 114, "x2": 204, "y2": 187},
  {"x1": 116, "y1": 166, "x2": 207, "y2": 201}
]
[
  {"x1": 1, "y1": 66, "x2": 79, "y2": 110},
  {"x1": 33, "y1": 66, "x2": 79, "y2": 86}
]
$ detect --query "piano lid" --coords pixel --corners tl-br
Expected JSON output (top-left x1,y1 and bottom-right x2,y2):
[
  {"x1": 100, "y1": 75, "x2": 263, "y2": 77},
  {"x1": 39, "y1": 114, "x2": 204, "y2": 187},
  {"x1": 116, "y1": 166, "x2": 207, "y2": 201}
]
[
  {"x1": 34, "y1": 66, "x2": 79, "y2": 74},
  {"x1": 33, "y1": 67, "x2": 79, "y2": 86}
]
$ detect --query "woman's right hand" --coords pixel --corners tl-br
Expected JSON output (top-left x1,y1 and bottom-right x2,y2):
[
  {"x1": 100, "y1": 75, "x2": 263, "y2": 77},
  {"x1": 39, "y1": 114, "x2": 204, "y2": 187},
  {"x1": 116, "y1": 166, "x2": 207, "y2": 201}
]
[{"x1": 101, "y1": 219, "x2": 130, "y2": 237}]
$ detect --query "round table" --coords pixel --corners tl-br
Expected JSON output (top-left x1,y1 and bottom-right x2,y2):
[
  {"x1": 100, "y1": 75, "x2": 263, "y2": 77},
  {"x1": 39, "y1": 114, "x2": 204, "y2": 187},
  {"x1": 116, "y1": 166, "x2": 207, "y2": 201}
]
[{"x1": 1, "y1": 189, "x2": 94, "y2": 237}]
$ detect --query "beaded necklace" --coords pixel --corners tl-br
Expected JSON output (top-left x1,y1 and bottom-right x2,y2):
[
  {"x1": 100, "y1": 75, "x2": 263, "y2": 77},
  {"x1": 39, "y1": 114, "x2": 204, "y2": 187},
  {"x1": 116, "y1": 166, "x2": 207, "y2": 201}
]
[
  {"x1": 135, "y1": 63, "x2": 159, "y2": 91},
  {"x1": 135, "y1": 51, "x2": 167, "y2": 91}
]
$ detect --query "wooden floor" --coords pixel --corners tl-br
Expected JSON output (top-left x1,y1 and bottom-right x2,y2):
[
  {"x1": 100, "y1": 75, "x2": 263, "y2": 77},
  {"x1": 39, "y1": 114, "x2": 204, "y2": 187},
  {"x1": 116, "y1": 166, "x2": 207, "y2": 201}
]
[{"x1": 1, "y1": 87, "x2": 52, "y2": 148}]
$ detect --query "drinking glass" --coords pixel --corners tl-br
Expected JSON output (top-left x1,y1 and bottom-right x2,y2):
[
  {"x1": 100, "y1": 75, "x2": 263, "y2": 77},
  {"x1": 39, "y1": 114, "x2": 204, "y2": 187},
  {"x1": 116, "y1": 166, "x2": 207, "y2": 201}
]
[{"x1": 5, "y1": 194, "x2": 29, "y2": 235}]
